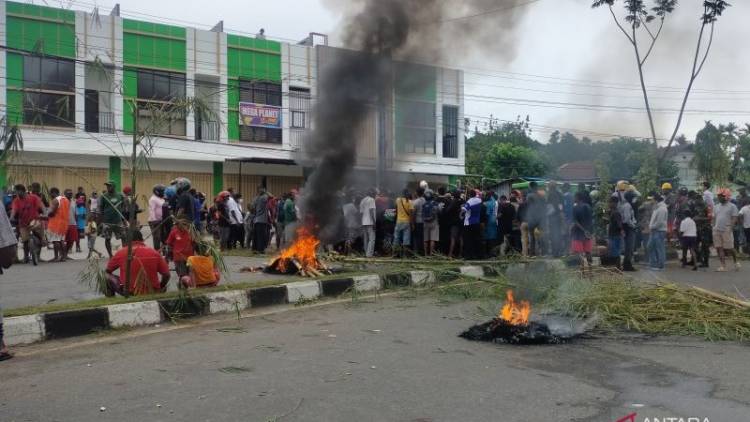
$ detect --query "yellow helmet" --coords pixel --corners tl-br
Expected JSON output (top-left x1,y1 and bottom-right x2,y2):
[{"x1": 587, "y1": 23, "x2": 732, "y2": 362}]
[
  {"x1": 616, "y1": 180, "x2": 629, "y2": 191},
  {"x1": 661, "y1": 182, "x2": 673, "y2": 190}
]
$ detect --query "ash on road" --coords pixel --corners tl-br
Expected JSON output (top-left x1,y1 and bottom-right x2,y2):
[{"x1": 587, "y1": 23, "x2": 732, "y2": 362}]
[{"x1": 1, "y1": 296, "x2": 749, "y2": 422}]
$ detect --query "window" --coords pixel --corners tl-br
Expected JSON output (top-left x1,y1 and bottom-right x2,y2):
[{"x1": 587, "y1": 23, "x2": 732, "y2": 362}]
[
  {"x1": 239, "y1": 126, "x2": 282, "y2": 144},
  {"x1": 24, "y1": 56, "x2": 75, "y2": 91},
  {"x1": 239, "y1": 81, "x2": 281, "y2": 106},
  {"x1": 22, "y1": 56, "x2": 75, "y2": 127},
  {"x1": 137, "y1": 70, "x2": 185, "y2": 101},
  {"x1": 136, "y1": 70, "x2": 186, "y2": 136},
  {"x1": 289, "y1": 87, "x2": 310, "y2": 129},
  {"x1": 291, "y1": 111, "x2": 306, "y2": 129},
  {"x1": 442, "y1": 105, "x2": 459, "y2": 158},
  {"x1": 238, "y1": 80, "x2": 282, "y2": 144},
  {"x1": 396, "y1": 99, "x2": 436, "y2": 155},
  {"x1": 137, "y1": 102, "x2": 186, "y2": 137},
  {"x1": 24, "y1": 92, "x2": 74, "y2": 127}
]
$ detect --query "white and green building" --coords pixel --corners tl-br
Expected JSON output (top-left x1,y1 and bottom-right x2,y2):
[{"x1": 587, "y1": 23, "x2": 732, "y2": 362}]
[{"x1": 0, "y1": 1, "x2": 465, "y2": 201}]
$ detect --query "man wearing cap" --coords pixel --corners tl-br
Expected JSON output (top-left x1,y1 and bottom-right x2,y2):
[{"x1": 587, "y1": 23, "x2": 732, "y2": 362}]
[
  {"x1": 661, "y1": 183, "x2": 676, "y2": 242},
  {"x1": 99, "y1": 181, "x2": 124, "y2": 258},
  {"x1": 713, "y1": 188, "x2": 740, "y2": 272}
]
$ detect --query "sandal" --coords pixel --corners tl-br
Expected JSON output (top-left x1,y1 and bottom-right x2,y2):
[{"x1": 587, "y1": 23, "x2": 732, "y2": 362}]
[{"x1": 0, "y1": 351, "x2": 14, "y2": 362}]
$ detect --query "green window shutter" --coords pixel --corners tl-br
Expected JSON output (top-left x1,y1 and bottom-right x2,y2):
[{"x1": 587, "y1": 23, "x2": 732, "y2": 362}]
[
  {"x1": 122, "y1": 99, "x2": 134, "y2": 134},
  {"x1": 228, "y1": 111, "x2": 239, "y2": 141},
  {"x1": 6, "y1": 90, "x2": 24, "y2": 125},
  {"x1": 6, "y1": 53, "x2": 23, "y2": 88}
]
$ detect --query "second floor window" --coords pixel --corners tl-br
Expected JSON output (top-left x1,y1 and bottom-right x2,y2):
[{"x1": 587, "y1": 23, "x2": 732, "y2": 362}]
[
  {"x1": 22, "y1": 56, "x2": 75, "y2": 128},
  {"x1": 238, "y1": 81, "x2": 282, "y2": 144},
  {"x1": 136, "y1": 70, "x2": 186, "y2": 136}
]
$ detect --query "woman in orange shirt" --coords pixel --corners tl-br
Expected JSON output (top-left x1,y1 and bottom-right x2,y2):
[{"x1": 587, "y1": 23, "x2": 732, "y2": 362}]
[{"x1": 47, "y1": 187, "x2": 70, "y2": 262}]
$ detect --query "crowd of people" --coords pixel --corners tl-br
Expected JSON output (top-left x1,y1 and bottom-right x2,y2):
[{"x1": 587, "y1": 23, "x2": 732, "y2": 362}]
[{"x1": 335, "y1": 179, "x2": 750, "y2": 275}]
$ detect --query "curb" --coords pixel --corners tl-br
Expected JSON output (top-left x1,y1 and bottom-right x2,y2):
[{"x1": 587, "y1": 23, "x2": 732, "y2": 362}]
[{"x1": 4, "y1": 259, "x2": 567, "y2": 347}]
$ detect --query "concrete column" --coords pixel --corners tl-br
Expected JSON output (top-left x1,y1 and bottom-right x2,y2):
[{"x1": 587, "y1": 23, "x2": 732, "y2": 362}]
[
  {"x1": 218, "y1": 31, "x2": 228, "y2": 143},
  {"x1": 212, "y1": 161, "x2": 224, "y2": 196},
  {"x1": 112, "y1": 15, "x2": 124, "y2": 132},
  {"x1": 281, "y1": 43, "x2": 290, "y2": 148},
  {"x1": 75, "y1": 12, "x2": 86, "y2": 133},
  {"x1": 435, "y1": 68, "x2": 444, "y2": 159},
  {"x1": 185, "y1": 28, "x2": 196, "y2": 140},
  {"x1": 109, "y1": 156, "x2": 121, "y2": 190}
]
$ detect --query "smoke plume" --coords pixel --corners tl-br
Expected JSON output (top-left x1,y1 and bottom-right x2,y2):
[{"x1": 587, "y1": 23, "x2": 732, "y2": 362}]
[{"x1": 301, "y1": 1, "x2": 532, "y2": 240}]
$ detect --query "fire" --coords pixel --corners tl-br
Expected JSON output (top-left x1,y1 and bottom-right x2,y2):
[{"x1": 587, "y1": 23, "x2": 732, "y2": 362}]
[
  {"x1": 277, "y1": 226, "x2": 320, "y2": 273},
  {"x1": 499, "y1": 290, "x2": 530, "y2": 326}
]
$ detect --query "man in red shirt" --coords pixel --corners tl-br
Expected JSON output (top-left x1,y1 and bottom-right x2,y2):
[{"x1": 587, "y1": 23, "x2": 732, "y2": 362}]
[
  {"x1": 10, "y1": 184, "x2": 44, "y2": 263},
  {"x1": 105, "y1": 230, "x2": 170, "y2": 296},
  {"x1": 165, "y1": 221, "x2": 194, "y2": 279}
]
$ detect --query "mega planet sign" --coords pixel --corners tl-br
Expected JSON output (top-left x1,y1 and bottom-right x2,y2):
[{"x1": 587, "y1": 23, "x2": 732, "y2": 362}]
[{"x1": 239, "y1": 102, "x2": 282, "y2": 129}]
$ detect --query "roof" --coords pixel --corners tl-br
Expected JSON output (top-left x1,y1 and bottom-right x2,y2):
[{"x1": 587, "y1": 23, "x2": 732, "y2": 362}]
[{"x1": 556, "y1": 161, "x2": 598, "y2": 182}]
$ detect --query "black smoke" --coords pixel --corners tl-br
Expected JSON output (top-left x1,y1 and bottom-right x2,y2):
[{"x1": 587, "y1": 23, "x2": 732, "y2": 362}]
[{"x1": 300, "y1": 0, "x2": 531, "y2": 240}]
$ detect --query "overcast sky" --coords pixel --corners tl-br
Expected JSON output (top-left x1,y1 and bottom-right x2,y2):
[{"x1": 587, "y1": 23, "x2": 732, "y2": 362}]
[{"x1": 54, "y1": 0, "x2": 750, "y2": 144}]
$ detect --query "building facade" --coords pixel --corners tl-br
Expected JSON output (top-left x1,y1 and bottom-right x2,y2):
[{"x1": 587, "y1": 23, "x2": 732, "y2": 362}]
[{"x1": 0, "y1": 1, "x2": 465, "y2": 202}]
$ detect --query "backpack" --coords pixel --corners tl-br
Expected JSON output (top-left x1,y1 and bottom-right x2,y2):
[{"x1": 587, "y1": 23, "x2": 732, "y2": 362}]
[{"x1": 423, "y1": 200, "x2": 437, "y2": 223}]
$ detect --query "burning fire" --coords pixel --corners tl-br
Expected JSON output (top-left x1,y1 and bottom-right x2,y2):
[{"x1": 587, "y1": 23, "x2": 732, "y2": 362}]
[
  {"x1": 499, "y1": 290, "x2": 530, "y2": 326},
  {"x1": 271, "y1": 226, "x2": 329, "y2": 276}
]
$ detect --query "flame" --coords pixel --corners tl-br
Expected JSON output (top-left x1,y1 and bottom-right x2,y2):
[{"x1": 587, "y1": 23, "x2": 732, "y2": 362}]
[
  {"x1": 276, "y1": 226, "x2": 322, "y2": 273},
  {"x1": 499, "y1": 290, "x2": 530, "y2": 326}
]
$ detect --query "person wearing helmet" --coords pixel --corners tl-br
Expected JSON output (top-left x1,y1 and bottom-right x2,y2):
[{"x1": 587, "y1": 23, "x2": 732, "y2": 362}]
[
  {"x1": 171, "y1": 177, "x2": 194, "y2": 224},
  {"x1": 148, "y1": 184, "x2": 166, "y2": 251},
  {"x1": 713, "y1": 188, "x2": 740, "y2": 272},
  {"x1": 661, "y1": 182, "x2": 676, "y2": 242}
]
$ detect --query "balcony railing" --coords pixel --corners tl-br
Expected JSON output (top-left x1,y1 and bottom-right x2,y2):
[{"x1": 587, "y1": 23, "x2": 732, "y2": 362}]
[
  {"x1": 85, "y1": 111, "x2": 115, "y2": 134},
  {"x1": 197, "y1": 120, "x2": 219, "y2": 141}
]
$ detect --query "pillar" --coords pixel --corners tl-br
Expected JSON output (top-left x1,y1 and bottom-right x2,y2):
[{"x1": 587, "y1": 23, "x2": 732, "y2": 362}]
[
  {"x1": 213, "y1": 161, "x2": 224, "y2": 196},
  {"x1": 108, "y1": 156, "x2": 121, "y2": 190}
]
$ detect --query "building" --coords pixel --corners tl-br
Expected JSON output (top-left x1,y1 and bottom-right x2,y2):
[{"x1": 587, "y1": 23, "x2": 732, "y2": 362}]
[
  {"x1": 666, "y1": 144, "x2": 699, "y2": 190},
  {"x1": 556, "y1": 161, "x2": 599, "y2": 185},
  {"x1": 0, "y1": 1, "x2": 465, "y2": 206}
]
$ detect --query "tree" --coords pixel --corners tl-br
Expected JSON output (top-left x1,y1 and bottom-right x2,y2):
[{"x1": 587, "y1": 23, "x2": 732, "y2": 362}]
[
  {"x1": 692, "y1": 121, "x2": 732, "y2": 187},
  {"x1": 478, "y1": 143, "x2": 548, "y2": 181},
  {"x1": 465, "y1": 116, "x2": 543, "y2": 178},
  {"x1": 591, "y1": 0, "x2": 731, "y2": 165}
]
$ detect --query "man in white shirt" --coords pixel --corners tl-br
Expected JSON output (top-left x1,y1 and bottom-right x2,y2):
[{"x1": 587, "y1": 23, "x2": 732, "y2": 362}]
[
  {"x1": 679, "y1": 212, "x2": 698, "y2": 271},
  {"x1": 359, "y1": 189, "x2": 377, "y2": 257},
  {"x1": 712, "y1": 188, "x2": 739, "y2": 272},
  {"x1": 226, "y1": 194, "x2": 244, "y2": 248},
  {"x1": 702, "y1": 181, "x2": 714, "y2": 210}
]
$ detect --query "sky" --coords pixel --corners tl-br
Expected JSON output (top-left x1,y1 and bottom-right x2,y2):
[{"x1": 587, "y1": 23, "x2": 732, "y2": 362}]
[{"x1": 43, "y1": 0, "x2": 750, "y2": 145}]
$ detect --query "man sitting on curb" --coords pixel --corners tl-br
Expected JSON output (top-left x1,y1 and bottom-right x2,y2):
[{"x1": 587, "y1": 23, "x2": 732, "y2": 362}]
[{"x1": 105, "y1": 229, "x2": 170, "y2": 296}]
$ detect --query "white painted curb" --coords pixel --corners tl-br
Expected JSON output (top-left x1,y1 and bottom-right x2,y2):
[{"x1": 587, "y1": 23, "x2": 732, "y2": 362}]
[
  {"x1": 107, "y1": 301, "x2": 162, "y2": 328},
  {"x1": 285, "y1": 281, "x2": 321, "y2": 303},
  {"x1": 459, "y1": 266, "x2": 484, "y2": 278},
  {"x1": 4, "y1": 314, "x2": 45, "y2": 346},
  {"x1": 410, "y1": 271, "x2": 436, "y2": 286},
  {"x1": 206, "y1": 290, "x2": 250, "y2": 314},
  {"x1": 353, "y1": 275, "x2": 382, "y2": 292}
]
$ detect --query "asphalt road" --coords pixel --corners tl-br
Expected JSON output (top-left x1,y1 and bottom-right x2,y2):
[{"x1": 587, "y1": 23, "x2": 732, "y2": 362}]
[
  {"x1": 0, "y1": 240, "x2": 298, "y2": 309},
  {"x1": 3, "y1": 248, "x2": 750, "y2": 311},
  {"x1": 2, "y1": 296, "x2": 749, "y2": 422}
]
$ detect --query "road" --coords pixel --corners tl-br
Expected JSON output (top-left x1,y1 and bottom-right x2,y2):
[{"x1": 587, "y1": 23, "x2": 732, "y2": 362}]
[
  {"x1": 1, "y1": 296, "x2": 749, "y2": 422},
  {"x1": 3, "y1": 246, "x2": 749, "y2": 311},
  {"x1": 0, "y1": 238, "x2": 296, "y2": 310}
]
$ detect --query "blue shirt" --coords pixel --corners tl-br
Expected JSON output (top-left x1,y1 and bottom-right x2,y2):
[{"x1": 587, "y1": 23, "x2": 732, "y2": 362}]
[
  {"x1": 463, "y1": 197, "x2": 482, "y2": 226},
  {"x1": 75, "y1": 204, "x2": 87, "y2": 230}
]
